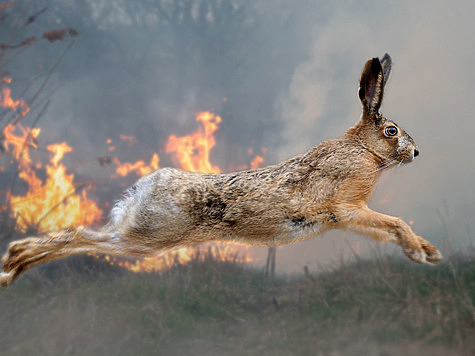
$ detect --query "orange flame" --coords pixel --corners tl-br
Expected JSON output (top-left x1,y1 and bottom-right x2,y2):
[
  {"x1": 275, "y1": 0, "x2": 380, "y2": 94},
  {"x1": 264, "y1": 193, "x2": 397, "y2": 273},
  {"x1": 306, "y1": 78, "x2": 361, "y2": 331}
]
[
  {"x1": 102, "y1": 242, "x2": 253, "y2": 273},
  {"x1": 113, "y1": 153, "x2": 160, "y2": 177},
  {"x1": 2, "y1": 123, "x2": 40, "y2": 171},
  {"x1": 250, "y1": 155, "x2": 264, "y2": 169},
  {"x1": 4, "y1": 133, "x2": 102, "y2": 233},
  {"x1": 1, "y1": 79, "x2": 102, "y2": 233},
  {"x1": 166, "y1": 111, "x2": 222, "y2": 173},
  {"x1": 1, "y1": 79, "x2": 30, "y2": 117}
]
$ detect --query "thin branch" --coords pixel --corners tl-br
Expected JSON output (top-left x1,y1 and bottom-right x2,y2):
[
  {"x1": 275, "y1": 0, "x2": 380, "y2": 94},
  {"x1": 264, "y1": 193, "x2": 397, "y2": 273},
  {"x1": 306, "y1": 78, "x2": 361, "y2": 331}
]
[{"x1": 11, "y1": 40, "x2": 74, "y2": 127}]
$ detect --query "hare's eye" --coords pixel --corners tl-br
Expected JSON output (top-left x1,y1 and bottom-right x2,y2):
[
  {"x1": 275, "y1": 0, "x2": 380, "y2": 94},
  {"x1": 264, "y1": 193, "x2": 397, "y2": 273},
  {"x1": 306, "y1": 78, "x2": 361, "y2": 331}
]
[{"x1": 384, "y1": 126, "x2": 398, "y2": 137}]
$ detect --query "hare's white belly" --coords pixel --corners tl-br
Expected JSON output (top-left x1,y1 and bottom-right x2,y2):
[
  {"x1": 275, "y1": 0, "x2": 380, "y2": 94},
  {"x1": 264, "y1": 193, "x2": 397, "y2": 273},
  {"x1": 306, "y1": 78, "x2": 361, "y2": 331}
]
[{"x1": 274, "y1": 220, "x2": 324, "y2": 244}]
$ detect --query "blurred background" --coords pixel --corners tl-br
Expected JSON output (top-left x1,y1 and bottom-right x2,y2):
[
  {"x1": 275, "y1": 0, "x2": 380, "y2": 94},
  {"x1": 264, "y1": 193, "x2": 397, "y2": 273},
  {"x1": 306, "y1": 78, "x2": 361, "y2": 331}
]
[{"x1": 1, "y1": 1, "x2": 474, "y2": 355}]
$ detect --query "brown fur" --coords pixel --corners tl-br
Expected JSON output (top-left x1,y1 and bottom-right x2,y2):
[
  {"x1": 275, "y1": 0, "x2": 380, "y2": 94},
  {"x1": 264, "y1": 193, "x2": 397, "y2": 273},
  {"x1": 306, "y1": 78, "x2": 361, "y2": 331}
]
[{"x1": 0, "y1": 54, "x2": 441, "y2": 288}]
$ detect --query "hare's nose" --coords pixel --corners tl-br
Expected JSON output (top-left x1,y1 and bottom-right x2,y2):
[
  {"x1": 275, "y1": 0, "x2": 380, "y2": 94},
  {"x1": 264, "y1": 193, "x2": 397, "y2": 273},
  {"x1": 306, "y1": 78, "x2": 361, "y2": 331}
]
[{"x1": 414, "y1": 149, "x2": 419, "y2": 157}]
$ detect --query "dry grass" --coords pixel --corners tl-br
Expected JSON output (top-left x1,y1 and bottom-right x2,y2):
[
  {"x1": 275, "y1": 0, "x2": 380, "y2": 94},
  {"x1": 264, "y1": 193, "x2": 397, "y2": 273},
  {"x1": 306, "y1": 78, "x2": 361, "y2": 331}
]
[{"x1": 0, "y1": 248, "x2": 473, "y2": 356}]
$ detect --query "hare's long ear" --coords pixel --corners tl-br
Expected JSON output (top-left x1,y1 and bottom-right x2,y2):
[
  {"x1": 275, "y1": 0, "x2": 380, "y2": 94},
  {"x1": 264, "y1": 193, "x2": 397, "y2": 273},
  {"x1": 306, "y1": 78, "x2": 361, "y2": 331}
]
[
  {"x1": 380, "y1": 53, "x2": 392, "y2": 87},
  {"x1": 359, "y1": 57, "x2": 384, "y2": 115}
]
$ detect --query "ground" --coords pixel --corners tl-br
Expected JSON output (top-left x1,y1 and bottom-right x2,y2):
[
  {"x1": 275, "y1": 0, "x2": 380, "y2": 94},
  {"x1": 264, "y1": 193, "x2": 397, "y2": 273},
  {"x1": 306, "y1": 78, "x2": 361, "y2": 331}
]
[{"x1": 0, "y1": 250, "x2": 473, "y2": 356}]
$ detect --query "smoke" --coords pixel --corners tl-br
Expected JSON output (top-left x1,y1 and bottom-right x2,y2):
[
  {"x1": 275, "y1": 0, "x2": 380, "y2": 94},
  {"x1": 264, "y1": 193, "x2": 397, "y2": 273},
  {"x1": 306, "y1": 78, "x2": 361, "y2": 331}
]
[{"x1": 2, "y1": 0, "x2": 475, "y2": 272}]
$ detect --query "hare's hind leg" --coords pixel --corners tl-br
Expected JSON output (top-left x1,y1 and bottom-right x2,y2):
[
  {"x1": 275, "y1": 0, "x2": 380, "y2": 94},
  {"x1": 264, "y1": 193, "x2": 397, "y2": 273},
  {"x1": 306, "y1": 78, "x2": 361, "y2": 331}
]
[
  {"x1": 344, "y1": 207, "x2": 442, "y2": 264},
  {"x1": 0, "y1": 226, "x2": 129, "y2": 287}
]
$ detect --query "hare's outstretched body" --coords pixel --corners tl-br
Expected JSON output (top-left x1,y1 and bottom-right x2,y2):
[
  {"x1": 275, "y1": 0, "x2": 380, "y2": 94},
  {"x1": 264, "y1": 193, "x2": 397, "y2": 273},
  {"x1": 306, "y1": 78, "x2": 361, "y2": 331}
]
[{"x1": 0, "y1": 54, "x2": 441, "y2": 287}]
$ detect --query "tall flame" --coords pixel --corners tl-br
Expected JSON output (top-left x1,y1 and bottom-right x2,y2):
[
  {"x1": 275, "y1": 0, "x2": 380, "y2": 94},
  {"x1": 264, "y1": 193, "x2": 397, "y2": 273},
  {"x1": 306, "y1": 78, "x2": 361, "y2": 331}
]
[
  {"x1": 4, "y1": 126, "x2": 102, "y2": 233},
  {"x1": 1, "y1": 80, "x2": 102, "y2": 233},
  {"x1": 166, "y1": 111, "x2": 222, "y2": 173}
]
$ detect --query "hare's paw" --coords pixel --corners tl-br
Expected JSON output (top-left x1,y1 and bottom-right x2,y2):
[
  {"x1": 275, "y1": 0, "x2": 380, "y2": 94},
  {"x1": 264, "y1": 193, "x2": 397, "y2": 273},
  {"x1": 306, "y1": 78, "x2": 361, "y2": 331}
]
[
  {"x1": 401, "y1": 237, "x2": 442, "y2": 265},
  {"x1": 419, "y1": 238, "x2": 442, "y2": 264},
  {"x1": 0, "y1": 271, "x2": 16, "y2": 288},
  {"x1": 1, "y1": 238, "x2": 41, "y2": 273},
  {"x1": 402, "y1": 244, "x2": 426, "y2": 264}
]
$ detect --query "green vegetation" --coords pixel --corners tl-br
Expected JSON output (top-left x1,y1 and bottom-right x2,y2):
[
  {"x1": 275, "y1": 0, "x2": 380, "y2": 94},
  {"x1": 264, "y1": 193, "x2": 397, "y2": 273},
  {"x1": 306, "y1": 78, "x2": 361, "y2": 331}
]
[{"x1": 0, "y1": 252, "x2": 473, "y2": 356}]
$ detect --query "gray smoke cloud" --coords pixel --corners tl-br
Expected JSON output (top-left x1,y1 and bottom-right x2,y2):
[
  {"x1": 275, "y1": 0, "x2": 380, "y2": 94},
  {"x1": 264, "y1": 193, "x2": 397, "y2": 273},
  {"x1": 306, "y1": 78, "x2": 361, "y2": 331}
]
[{"x1": 2, "y1": 0, "x2": 474, "y2": 272}]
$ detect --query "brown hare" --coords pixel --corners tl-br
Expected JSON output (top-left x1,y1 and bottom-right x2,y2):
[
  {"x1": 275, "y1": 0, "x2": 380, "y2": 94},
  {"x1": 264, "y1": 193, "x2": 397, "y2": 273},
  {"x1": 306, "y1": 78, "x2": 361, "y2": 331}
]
[{"x1": 0, "y1": 54, "x2": 441, "y2": 287}]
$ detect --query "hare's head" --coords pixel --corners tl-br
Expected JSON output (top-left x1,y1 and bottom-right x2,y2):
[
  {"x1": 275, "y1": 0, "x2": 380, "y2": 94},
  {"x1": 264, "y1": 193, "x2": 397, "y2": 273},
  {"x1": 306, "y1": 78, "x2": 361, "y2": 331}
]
[{"x1": 352, "y1": 54, "x2": 418, "y2": 166}]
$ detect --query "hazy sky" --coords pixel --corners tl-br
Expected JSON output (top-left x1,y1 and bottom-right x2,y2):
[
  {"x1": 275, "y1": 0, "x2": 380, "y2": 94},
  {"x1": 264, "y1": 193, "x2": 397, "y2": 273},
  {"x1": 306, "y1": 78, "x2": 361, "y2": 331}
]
[{"x1": 2, "y1": 0, "x2": 474, "y2": 272}]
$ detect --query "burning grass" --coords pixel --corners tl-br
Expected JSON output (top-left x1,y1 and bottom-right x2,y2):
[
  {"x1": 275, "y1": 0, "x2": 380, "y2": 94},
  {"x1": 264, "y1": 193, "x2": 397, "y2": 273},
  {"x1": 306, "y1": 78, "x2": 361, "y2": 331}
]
[{"x1": 0, "y1": 252, "x2": 473, "y2": 355}]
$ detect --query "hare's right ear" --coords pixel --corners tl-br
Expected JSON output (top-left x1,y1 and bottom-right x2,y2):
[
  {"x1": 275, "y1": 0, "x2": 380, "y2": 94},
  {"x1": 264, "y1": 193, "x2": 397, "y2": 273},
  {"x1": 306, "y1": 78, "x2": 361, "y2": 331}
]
[
  {"x1": 358, "y1": 57, "x2": 385, "y2": 115},
  {"x1": 380, "y1": 53, "x2": 392, "y2": 87}
]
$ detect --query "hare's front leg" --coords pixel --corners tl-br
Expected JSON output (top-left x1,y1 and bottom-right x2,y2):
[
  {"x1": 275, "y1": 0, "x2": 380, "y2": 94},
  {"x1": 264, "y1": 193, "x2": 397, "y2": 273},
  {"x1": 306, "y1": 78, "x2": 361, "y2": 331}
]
[{"x1": 344, "y1": 207, "x2": 442, "y2": 264}]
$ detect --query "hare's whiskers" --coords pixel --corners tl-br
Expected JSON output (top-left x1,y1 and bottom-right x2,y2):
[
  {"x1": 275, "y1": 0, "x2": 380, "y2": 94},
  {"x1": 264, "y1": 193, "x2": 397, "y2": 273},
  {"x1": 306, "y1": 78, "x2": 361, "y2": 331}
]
[{"x1": 370, "y1": 158, "x2": 397, "y2": 174}]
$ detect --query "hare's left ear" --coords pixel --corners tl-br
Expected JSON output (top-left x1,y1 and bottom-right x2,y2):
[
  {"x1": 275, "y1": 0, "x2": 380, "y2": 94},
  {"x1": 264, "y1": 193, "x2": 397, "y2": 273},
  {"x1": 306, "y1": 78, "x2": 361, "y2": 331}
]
[{"x1": 359, "y1": 54, "x2": 391, "y2": 115}]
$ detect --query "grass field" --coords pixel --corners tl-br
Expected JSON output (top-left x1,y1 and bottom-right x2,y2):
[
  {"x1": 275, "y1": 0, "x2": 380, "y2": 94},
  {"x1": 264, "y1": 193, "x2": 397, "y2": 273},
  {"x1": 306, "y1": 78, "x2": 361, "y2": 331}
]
[{"x1": 0, "y1": 249, "x2": 473, "y2": 356}]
